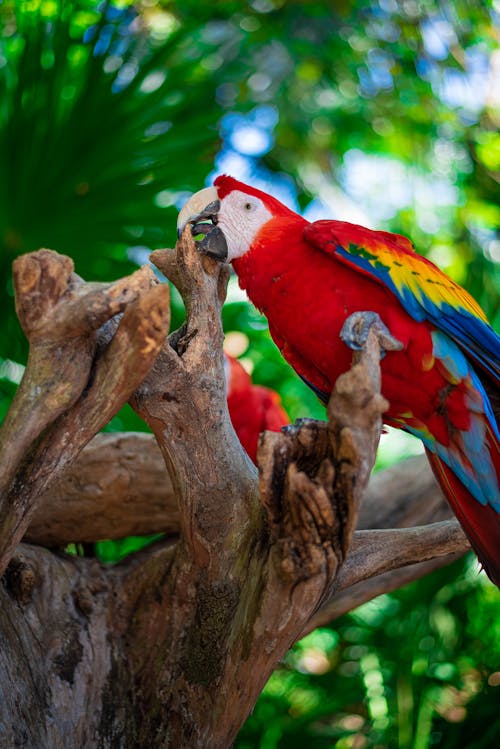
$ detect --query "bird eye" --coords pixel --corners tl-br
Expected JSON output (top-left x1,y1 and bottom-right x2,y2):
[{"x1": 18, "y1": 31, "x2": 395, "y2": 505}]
[{"x1": 244, "y1": 202, "x2": 253, "y2": 211}]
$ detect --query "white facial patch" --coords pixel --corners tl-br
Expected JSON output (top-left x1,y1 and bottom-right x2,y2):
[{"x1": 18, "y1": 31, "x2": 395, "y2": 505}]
[{"x1": 218, "y1": 190, "x2": 272, "y2": 261}]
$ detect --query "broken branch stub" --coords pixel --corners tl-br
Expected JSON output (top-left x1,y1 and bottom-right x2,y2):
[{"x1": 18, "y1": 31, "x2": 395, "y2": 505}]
[
  {"x1": 151, "y1": 241, "x2": 230, "y2": 321},
  {"x1": 327, "y1": 329, "x2": 390, "y2": 551},
  {"x1": 258, "y1": 327, "x2": 389, "y2": 603},
  {"x1": 0, "y1": 251, "x2": 158, "y2": 496},
  {"x1": 0, "y1": 250, "x2": 170, "y2": 575},
  {"x1": 131, "y1": 229, "x2": 258, "y2": 564}
]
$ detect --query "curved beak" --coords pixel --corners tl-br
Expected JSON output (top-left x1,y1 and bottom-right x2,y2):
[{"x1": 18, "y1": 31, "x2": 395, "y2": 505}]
[
  {"x1": 176, "y1": 186, "x2": 228, "y2": 261},
  {"x1": 177, "y1": 186, "x2": 219, "y2": 238}
]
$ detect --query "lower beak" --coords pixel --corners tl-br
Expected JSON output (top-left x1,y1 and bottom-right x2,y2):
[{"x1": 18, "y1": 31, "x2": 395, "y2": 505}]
[
  {"x1": 177, "y1": 187, "x2": 228, "y2": 261},
  {"x1": 193, "y1": 224, "x2": 228, "y2": 261}
]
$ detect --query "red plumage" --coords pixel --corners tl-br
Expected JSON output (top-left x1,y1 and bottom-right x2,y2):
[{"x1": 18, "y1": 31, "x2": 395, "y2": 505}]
[
  {"x1": 212, "y1": 175, "x2": 500, "y2": 586},
  {"x1": 426, "y1": 448, "x2": 500, "y2": 586},
  {"x1": 225, "y1": 354, "x2": 289, "y2": 464}
]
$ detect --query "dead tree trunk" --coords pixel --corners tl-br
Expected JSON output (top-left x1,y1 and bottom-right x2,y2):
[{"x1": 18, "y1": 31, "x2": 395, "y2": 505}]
[{"x1": 0, "y1": 235, "x2": 469, "y2": 748}]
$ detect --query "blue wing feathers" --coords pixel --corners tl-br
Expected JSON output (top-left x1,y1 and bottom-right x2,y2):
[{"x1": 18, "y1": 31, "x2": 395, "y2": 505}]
[
  {"x1": 435, "y1": 306, "x2": 500, "y2": 383},
  {"x1": 334, "y1": 243, "x2": 500, "y2": 385}
]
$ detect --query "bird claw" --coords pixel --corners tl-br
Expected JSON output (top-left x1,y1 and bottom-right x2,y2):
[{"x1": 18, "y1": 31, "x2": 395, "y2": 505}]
[
  {"x1": 340, "y1": 311, "x2": 403, "y2": 358},
  {"x1": 281, "y1": 418, "x2": 318, "y2": 436}
]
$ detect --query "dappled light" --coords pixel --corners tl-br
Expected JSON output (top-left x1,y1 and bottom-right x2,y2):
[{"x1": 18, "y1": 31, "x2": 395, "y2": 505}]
[{"x1": 0, "y1": 1, "x2": 498, "y2": 747}]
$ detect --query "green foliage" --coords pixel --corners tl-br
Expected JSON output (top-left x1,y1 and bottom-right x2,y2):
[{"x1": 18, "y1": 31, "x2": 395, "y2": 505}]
[
  {"x1": 225, "y1": 0, "x2": 499, "y2": 325},
  {"x1": 237, "y1": 558, "x2": 500, "y2": 749},
  {"x1": 1, "y1": 2, "x2": 499, "y2": 745},
  {"x1": 0, "y1": 0, "x2": 221, "y2": 363},
  {"x1": 95, "y1": 533, "x2": 164, "y2": 562}
]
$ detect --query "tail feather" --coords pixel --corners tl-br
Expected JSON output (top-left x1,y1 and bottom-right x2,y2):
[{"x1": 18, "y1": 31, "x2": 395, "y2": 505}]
[{"x1": 426, "y1": 448, "x2": 500, "y2": 587}]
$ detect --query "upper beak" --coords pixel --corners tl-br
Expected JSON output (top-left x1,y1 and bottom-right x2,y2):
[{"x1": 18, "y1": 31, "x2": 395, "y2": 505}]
[
  {"x1": 176, "y1": 186, "x2": 228, "y2": 261},
  {"x1": 177, "y1": 186, "x2": 219, "y2": 238}
]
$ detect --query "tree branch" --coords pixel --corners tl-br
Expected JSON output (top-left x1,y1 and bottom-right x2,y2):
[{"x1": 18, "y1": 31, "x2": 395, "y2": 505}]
[
  {"x1": 130, "y1": 229, "x2": 258, "y2": 562},
  {"x1": 0, "y1": 250, "x2": 170, "y2": 574},
  {"x1": 335, "y1": 520, "x2": 468, "y2": 591},
  {"x1": 306, "y1": 553, "x2": 465, "y2": 629},
  {"x1": 24, "y1": 433, "x2": 178, "y2": 546},
  {"x1": 0, "y1": 242, "x2": 477, "y2": 749},
  {"x1": 25, "y1": 435, "x2": 464, "y2": 633},
  {"x1": 26, "y1": 440, "x2": 452, "y2": 548},
  {"x1": 360, "y1": 454, "x2": 452, "y2": 529}
]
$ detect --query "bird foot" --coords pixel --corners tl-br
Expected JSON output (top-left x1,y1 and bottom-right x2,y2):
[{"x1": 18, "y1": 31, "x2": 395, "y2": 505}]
[
  {"x1": 281, "y1": 418, "x2": 319, "y2": 436},
  {"x1": 340, "y1": 311, "x2": 403, "y2": 357}
]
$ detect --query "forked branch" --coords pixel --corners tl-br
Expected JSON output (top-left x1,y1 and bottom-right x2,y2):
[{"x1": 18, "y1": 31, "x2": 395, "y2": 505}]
[{"x1": 0, "y1": 250, "x2": 170, "y2": 574}]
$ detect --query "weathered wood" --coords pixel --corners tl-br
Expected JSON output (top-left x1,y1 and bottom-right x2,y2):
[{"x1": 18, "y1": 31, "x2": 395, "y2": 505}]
[
  {"x1": 0, "y1": 251, "x2": 170, "y2": 575},
  {"x1": 0, "y1": 545, "x2": 118, "y2": 749},
  {"x1": 335, "y1": 520, "x2": 467, "y2": 591},
  {"x1": 306, "y1": 553, "x2": 465, "y2": 629},
  {"x1": 359, "y1": 454, "x2": 453, "y2": 529},
  {"x1": 25, "y1": 433, "x2": 178, "y2": 546},
  {"x1": 1, "y1": 251, "x2": 156, "y2": 495},
  {"x1": 25, "y1": 445, "x2": 451, "y2": 547},
  {"x1": 119, "y1": 230, "x2": 422, "y2": 748},
  {"x1": 0, "y1": 236, "x2": 472, "y2": 749}
]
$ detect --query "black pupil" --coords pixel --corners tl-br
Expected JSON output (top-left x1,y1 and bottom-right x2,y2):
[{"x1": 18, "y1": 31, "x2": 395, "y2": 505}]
[{"x1": 245, "y1": 203, "x2": 252, "y2": 210}]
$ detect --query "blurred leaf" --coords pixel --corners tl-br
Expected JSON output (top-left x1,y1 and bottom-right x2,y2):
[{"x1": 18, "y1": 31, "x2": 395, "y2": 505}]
[
  {"x1": 0, "y1": 0, "x2": 223, "y2": 364},
  {"x1": 0, "y1": 4, "x2": 499, "y2": 746},
  {"x1": 96, "y1": 533, "x2": 164, "y2": 563},
  {"x1": 237, "y1": 559, "x2": 500, "y2": 748},
  {"x1": 474, "y1": 132, "x2": 500, "y2": 172}
]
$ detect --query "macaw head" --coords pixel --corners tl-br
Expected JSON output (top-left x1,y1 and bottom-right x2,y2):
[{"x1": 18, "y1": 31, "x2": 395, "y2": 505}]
[{"x1": 176, "y1": 175, "x2": 295, "y2": 262}]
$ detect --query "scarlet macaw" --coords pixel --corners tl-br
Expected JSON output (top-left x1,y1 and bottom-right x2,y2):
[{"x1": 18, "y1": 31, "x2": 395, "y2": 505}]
[
  {"x1": 225, "y1": 352, "x2": 289, "y2": 463},
  {"x1": 178, "y1": 176, "x2": 500, "y2": 587}
]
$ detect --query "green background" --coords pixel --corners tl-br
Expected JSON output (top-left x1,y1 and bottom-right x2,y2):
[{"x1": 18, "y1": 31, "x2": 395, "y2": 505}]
[{"x1": 1, "y1": 2, "x2": 499, "y2": 747}]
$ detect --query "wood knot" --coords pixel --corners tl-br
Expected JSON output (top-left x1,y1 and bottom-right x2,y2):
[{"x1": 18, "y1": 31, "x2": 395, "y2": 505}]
[
  {"x1": 4, "y1": 556, "x2": 39, "y2": 604},
  {"x1": 72, "y1": 586, "x2": 94, "y2": 617}
]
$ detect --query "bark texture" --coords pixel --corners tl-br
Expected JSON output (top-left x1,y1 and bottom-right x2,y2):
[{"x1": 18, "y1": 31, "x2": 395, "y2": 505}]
[{"x1": 0, "y1": 236, "x2": 470, "y2": 748}]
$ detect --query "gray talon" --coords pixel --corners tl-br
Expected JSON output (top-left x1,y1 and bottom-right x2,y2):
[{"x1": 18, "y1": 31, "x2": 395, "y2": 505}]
[
  {"x1": 340, "y1": 311, "x2": 403, "y2": 357},
  {"x1": 281, "y1": 418, "x2": 318, "y2": 435}
]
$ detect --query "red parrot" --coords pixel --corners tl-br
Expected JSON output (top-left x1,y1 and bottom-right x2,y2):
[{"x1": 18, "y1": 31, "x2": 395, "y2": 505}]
[
  {"x1": 178, "y1": 175, "x2": 500, "y2": 587},
  {"x1": 225, "y1": 353, "x2": 289, "y2": 463}
]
